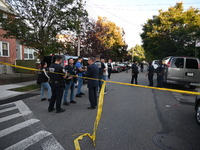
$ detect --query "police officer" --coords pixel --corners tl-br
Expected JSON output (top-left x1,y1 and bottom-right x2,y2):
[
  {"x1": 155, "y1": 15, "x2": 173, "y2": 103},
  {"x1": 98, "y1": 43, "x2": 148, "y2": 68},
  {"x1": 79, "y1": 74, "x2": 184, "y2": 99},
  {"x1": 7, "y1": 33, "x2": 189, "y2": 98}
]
[
  {"x1": 107, "y1": 59, "x2": 112, "y2": 79},
  {"x1": 95, "y1": 55, "x2": 105, "y2": 92},
  {"x1": 75, "y1": 56, "x2": 86, "y2": 97},
  {"x1": 147, "y1": 62, "x2": 154, "y2": 86},
  {"x1": 63, "y1": 58, "x2": 77, "y2": 105},
  {"x1": 86, "y1": 57, "x2": 99, "y2": 109},
  {"x1": 48, "y1": 56, "x2": 65, "y2": 113},
  {"x1": 156, "y1": 60, "x2": 165, "y2": 87},
  {"x1": 131, "y1": 61, "x2": 139, "y2": 84}
]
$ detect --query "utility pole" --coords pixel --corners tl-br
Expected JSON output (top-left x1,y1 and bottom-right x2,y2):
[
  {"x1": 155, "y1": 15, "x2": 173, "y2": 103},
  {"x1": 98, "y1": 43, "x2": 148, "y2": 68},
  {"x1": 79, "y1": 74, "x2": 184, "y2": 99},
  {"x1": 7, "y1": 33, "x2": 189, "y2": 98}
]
[
  {"x1": 77, "y1": 0, "x2": 83, "y2": 56},
  {"x1": 77, "y1": 36, "x2": 81, "y2": 56}
]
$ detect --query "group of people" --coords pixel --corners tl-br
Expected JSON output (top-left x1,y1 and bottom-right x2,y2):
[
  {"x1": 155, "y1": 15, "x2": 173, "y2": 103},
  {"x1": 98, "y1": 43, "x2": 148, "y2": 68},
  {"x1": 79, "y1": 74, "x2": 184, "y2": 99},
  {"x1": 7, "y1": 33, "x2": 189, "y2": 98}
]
[
  {"x1": 37, "y1": 56, "x2": 165, "y2": 113},
  {"x1": 130, "y1": 60, "x2": 164, "y2": 87},
  {"x1": 37, "y1": 55, "x2": 112, "y2": 113}
]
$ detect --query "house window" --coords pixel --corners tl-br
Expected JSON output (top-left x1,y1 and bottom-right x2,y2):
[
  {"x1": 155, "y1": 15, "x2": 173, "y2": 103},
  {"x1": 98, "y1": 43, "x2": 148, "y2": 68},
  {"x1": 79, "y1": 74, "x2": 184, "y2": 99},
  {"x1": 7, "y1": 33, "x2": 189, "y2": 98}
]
[
  {"x1": 24, "y1": 48, "x2": 35, "y2": 59},
  {"x1": 0, "y1": 41, "x2": 9, "y2": 57}
]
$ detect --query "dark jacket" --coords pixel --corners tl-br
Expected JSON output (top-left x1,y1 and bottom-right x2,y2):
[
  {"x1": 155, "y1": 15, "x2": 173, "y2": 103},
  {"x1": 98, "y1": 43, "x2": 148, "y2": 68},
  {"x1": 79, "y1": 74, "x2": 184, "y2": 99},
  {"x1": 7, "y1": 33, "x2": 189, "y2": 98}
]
[
  {"x1": 132, "y1": 63, "x2": 139, "y2": 75},
  {"x1": 148, "y1": 65, "x2": 154, "y2": 75},
  {"x1": 64, "y1": 64, "x2": 77, "y2": 84},
  {"x1": 156, "y1": 65, "x2": 165, "y2": 76},
  {"x1": 85, "y1": 63, "x2": 99, "y2": 88},
  {"x1": 95, "y1": 61, "x2": 105, "y2": 77},
  {"x1": 37, "y1": 68, "x2": 49, "y2": 84},
  {"x1": 49, "y1": 63, "x2": 64, "y2": 82}
]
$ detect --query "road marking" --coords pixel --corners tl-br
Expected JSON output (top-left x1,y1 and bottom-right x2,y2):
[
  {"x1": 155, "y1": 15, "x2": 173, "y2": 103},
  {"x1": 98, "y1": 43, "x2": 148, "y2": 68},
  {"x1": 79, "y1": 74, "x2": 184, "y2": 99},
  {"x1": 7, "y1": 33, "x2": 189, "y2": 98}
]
[
  {"x1": 0, "y1": 106, "x2": 17, "y2": 114},
  {"x1": 14, "y1": 100, "x2": 32, "y2": 115},
  {"x1": 0, "y1": 119, "x2": 40, "y2": 138},
  {"x1": 0, "y1": 113, "x2": 22, "y2": 123},
  {"x1": 5, "y1": 131, "x2": 51, "y2": 150},
  {"x1": 41, "y1": 137, "x2": 65, "y2": 150}
]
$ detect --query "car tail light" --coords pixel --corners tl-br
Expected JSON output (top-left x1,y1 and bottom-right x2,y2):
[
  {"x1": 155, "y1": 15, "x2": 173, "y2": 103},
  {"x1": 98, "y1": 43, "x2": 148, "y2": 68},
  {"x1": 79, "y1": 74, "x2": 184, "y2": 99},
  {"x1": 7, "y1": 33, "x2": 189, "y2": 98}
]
[
  {"x1": 166, "y1": 61, "x2": 171, "y2": 67},
  {"x1": 64, "y1": 60, "x2": 68, "y2": 66}
]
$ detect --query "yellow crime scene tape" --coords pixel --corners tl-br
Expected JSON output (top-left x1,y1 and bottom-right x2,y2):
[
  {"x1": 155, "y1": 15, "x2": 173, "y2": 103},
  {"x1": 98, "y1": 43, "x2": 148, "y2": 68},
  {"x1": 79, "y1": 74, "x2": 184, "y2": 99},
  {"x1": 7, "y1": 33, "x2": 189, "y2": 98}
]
[{"x1": 0, "y1": 62, "x2": 200, "y2": 150}]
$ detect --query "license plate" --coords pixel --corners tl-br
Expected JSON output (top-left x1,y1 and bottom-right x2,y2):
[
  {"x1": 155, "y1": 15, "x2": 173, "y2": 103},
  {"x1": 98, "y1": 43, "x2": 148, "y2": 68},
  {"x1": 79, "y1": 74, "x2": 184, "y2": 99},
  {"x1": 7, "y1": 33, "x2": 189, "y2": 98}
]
[{"x1": 186, "y1": 72, "x2": 194, "y2": 77}]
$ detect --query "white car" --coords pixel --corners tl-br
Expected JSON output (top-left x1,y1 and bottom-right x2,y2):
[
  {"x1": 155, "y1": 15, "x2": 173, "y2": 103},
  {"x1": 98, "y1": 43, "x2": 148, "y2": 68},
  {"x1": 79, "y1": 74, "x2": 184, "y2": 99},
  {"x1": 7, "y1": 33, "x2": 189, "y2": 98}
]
[{"x1": 152, "y1": 60, "x2": 159, "y2": 69}]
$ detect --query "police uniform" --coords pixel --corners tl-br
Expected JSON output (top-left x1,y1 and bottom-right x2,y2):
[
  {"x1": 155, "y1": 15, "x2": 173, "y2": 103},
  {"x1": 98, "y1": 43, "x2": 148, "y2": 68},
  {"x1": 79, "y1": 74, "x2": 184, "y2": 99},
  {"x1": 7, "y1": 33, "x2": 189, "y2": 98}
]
[
  {"x1": 63, "y1": 64, "x2": 77, "y2": 104},
  {"x1": 95, "y1": 61, "x2": 105, "y2": 91},
  {"x1": 131, "y1": 63, "x2": 139, "y2": 84},
  {"x1": 48, "y1": 63, "x2": 65, "y2": 112},
  {"x1": 86, "y1": 63, "x2": 99, "y2": 109},
  {"x1": 147, "y1": 65, "x2": 154, "y2": 86},
  {"x1": 107, "y1": 63, "x2": 112, "y2": 79},
  {"x1": 156, "y1": 64, "x2": 164, "y2": 87}
]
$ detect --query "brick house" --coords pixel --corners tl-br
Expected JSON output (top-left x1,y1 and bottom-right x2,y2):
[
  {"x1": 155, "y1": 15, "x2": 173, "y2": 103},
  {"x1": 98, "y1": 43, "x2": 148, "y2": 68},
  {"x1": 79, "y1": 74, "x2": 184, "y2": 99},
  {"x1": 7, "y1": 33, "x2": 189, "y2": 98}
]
[{"x1": 0, "y1": 0, "x2": 37, "y2": 65}]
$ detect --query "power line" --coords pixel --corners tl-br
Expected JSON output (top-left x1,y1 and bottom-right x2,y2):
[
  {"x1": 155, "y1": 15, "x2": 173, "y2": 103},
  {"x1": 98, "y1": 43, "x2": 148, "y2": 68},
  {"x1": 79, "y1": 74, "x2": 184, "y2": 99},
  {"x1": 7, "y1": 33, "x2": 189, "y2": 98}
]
[
  {"x1": 87, "y1": 5, "x2": 158, "y2": 12},
  {"x1": 87, "y1": 0, "x2": 140, "y2": 27},
  {"x1": 93, "y1": 2, "x2": 200, "y2": 7}
]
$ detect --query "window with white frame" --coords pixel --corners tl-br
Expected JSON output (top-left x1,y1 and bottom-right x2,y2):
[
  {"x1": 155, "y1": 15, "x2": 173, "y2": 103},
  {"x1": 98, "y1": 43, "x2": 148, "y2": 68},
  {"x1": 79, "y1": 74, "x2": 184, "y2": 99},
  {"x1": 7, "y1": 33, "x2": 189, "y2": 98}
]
[
  {"x1": 0, "y1": 41, "x2": 9, "y2": 57},
  {"x1": 24, "y1": 48, "x2": 36, "y2": 59}
]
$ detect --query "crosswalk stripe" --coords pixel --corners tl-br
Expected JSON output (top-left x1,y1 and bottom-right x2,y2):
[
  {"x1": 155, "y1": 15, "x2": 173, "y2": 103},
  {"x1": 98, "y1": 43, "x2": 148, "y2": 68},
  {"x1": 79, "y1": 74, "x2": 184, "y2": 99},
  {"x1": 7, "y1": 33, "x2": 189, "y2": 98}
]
[
  {"x1": 0, "y1": 106, "x2": 17, "y2": 114},
  {"x1": 41, "y1": 136, "x2": 65, "y2": 150},
  {"x1": 5, "y1": 131, "x2": 51, "y2": 150},
  {"x1": 0, "y1": 113, "x2": 22, "y2": 123},
  {"x1": 0, "y1": 119, "x2": 40, "y2": 138}
]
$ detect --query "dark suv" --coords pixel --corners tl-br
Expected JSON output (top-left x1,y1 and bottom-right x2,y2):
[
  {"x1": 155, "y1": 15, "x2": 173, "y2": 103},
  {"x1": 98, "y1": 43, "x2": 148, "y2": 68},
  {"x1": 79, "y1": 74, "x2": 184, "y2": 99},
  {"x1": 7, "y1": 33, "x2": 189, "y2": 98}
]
[{"x1": 195, "y1": 95, "x2": 200, "y2": 126}]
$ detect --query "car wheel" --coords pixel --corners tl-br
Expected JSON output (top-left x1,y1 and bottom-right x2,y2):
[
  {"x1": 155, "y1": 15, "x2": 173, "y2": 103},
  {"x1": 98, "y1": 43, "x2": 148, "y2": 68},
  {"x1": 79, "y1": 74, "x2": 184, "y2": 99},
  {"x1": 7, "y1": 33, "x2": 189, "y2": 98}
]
[
  {"x1": 189, "y1": 85, "x2": 196, "y2": 89},
  {"x1": 196, "y1": 103, "x2": 200, "y2": 126}
]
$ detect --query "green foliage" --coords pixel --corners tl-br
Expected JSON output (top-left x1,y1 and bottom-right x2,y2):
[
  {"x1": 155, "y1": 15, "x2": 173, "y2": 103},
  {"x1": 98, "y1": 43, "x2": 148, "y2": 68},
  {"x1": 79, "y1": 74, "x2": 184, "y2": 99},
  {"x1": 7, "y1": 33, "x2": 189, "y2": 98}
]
[
  {"x1": 10, "y1": 84, "x2": 40, "y2": 92},
  {"x1": 15, "y1": 60, "x2": 36, "y2": 73},
  {"x1": 0, "y1": 0, "x2": 88, "y2": 58},
  {"x1": 140, "y1": 3, "x2": 200, "y2": 60},
  {"x1": 128, "y1": 44, "x2": 146, "y2": 62}
]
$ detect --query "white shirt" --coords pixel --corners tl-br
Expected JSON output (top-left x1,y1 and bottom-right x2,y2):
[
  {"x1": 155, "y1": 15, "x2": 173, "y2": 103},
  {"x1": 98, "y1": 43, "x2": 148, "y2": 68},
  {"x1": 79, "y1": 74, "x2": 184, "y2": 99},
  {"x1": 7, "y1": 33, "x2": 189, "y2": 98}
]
[{"x1": 103, "y1": 63, "x2": 108, "y2": 76}]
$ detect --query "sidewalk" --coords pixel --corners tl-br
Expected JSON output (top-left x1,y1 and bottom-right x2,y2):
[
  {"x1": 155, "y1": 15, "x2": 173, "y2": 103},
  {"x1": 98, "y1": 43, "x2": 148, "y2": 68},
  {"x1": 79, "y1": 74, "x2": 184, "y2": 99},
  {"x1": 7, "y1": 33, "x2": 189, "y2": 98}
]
[{"x1": 0, "y1": 80, "x2": 36, "y2": 101}]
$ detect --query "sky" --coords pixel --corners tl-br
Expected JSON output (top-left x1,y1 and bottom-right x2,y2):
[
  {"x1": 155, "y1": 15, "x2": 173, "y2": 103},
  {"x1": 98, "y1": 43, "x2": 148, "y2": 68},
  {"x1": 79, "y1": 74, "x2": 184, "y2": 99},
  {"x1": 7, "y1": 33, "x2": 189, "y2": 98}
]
[{"x1": 85, "y1": 0, "x2": 200, "y2": 49}]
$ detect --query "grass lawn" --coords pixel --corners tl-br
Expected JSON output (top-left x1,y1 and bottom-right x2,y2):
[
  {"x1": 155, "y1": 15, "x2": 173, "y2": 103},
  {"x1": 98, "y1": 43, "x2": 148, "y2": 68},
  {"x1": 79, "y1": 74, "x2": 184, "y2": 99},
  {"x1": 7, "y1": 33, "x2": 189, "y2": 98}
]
[{"x1": 10, "y1": 84, "x2": 40, "y2": 92}]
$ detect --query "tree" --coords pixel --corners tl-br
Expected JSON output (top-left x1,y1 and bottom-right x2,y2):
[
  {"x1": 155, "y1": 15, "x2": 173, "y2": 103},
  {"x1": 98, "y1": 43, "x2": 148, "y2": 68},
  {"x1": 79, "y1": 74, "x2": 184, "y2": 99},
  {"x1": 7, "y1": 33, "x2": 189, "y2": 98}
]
[
  {"x1": 0, "y1": 0, "x2": 88, "y2": 58},
  {"x1": 81, "y1": 16, "x2": 128, "y2": 61},
  {"x1": 128, "y1": 45, "x2": 146, "y2": 62},
  {"x1": 140, "y1": 3, "x2": 200, "y2": 60}
]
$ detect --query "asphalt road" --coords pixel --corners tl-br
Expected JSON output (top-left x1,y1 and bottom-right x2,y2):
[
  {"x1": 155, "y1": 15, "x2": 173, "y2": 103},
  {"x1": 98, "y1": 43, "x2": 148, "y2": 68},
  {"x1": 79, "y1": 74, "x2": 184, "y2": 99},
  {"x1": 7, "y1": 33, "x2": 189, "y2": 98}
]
[{"x1": 1, "y1": 68, "x2": 200, "y2": 150}]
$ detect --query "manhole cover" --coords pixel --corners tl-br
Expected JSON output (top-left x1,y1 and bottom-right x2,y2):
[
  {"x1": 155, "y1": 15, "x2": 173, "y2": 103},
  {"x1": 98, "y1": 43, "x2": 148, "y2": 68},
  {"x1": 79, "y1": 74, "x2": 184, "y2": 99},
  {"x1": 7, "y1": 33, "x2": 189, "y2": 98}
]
[{"x1": 153, "y1": 134, "x2": 192, "y2": 150}]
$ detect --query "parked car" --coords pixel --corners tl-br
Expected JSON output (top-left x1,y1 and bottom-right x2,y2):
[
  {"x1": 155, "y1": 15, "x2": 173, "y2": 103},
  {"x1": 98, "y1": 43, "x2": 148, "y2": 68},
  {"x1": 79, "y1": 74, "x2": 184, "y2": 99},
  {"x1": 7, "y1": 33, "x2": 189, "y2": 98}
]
[
  {"x1": 152, "y1": 60, "x2": 159, "y2": 69},
  {"x1": 195, "y1": 95, "x2": 200, "y2": 126},
  {"x1": 118, "y1": 64, "x2": 126, "y2": 71},
  {"x1": 112, "y1": 64, "x2": 122, "y2": 73},
  {"x1": 162, "y1": 56, "x2": 200, "y2": 89}
]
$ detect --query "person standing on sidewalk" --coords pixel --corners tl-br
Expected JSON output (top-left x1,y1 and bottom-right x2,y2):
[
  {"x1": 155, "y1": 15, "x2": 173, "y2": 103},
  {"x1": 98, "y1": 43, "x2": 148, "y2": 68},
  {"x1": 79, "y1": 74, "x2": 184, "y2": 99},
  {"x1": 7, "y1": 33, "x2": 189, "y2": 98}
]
[
  {"x1": 95, "y1": 55, "x2": 105, "y2": 92},
  {"x1": 48, "y1": 56, "x2": 65, "y2": 113},
  {"x1": 131, "y1": 61, "x2": 139, "y2": 84},
  {"x1": 75, "y1": 56, "x2": 86, "y2": 98},
  {"x1": 63, "y1": 58, "x2": 77, "y2": 106},
  {"x1": 86, "y1": 57, "x2": 99, "y2": 109},
  {"x1": 107, "y1": 59, "x2": 112, "y2": 79},
  {"x1": 101, "y1": 58, "x2": 108, "y2": 94},
  {"x1": 147, "y1": 62, "x2": 154, "y2": 86},
  {"x1": 37, "y1": 61, "x2": 51, "y2": 101}
]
